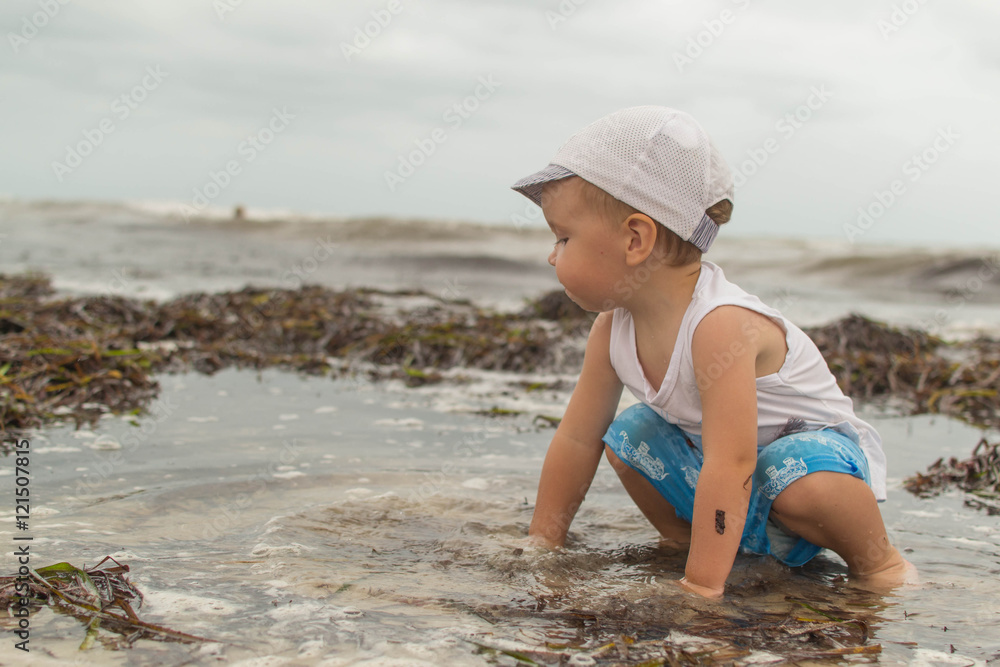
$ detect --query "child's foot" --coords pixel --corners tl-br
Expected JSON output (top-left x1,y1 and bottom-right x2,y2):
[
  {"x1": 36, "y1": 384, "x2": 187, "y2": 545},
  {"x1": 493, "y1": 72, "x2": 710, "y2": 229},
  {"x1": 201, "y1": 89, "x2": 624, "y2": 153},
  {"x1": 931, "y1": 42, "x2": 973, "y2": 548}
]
[
  {"x1": 849, "y1": 548, "x2": 918, "y2": 593},
  {"x1": 656, "y1": 536, "x2": 691, "y2": 555}
]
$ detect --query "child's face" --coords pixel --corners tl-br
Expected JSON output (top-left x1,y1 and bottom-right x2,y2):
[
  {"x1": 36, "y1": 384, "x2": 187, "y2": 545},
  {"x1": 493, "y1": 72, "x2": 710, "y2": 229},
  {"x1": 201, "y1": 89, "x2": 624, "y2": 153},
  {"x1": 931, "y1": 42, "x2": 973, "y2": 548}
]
[{"x1": 541, "y1": 177, "x2": 626, "y2": 312}]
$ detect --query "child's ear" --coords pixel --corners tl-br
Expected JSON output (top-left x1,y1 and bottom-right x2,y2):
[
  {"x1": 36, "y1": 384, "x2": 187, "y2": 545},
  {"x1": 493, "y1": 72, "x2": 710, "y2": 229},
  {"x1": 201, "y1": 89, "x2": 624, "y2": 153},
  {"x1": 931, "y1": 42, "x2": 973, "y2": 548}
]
[{"x1": 623, "y1": 213, "x2": 658, "y2": 267}]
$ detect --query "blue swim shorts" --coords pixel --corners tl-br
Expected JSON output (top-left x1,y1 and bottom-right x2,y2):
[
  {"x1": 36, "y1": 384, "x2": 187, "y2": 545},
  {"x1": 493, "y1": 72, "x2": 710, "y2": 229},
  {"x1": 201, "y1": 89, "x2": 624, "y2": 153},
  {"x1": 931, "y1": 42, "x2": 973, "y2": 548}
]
[{"x1": 601, "y1": 403, "x2": 872, "y2": 567}]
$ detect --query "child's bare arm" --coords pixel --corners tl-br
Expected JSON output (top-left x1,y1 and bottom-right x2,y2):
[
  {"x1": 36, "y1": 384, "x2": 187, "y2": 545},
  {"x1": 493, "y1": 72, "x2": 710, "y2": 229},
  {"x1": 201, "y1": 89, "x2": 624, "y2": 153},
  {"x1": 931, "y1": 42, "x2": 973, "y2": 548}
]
[
  {"x1": 529, "y1": 312, "x2": 623, "y2": 547},
  {"x1": 681, "y1": 306, "x2": 763, "y2": 597}
]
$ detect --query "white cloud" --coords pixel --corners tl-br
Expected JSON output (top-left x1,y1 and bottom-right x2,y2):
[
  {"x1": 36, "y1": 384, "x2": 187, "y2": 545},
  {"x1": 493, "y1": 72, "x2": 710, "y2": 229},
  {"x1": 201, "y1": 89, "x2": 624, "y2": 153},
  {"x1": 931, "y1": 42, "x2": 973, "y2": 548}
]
[{"x1": 0, "y1": 0, "x2": 996, "y2": 247}]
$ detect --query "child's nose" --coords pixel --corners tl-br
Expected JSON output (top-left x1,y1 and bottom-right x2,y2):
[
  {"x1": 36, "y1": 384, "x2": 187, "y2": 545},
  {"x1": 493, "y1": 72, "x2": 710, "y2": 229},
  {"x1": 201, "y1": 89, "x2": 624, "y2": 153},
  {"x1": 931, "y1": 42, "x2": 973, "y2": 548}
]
[{"x1": 547, "y1": 248, "x2": 557, "y2": 266}]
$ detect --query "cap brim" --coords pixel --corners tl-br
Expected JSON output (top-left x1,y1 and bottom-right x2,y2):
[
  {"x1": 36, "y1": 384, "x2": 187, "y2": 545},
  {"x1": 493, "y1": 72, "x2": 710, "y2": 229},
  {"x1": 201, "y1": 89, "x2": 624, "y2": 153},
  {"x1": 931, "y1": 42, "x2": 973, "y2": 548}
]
[{"x1": 510, "y1": 164, "x2": 576, "y2": 207}]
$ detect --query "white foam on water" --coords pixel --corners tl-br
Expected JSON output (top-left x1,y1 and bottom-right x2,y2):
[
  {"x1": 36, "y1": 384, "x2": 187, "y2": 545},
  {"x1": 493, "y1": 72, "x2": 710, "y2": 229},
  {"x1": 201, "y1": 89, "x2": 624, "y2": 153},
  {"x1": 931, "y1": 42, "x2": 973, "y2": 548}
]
[
  {"x1": 374, "y1": 417, "x2": 425, "y2": 429},
  {"x1": 142, "y1": 588, "x2": 239, "y2": 616},
  {"x1": 32, "y1": 507, "x2": 60, "y2": 517},
  {"x1": 740, "y1": 652, "x2": 785, "y2": 664},
  {"x1": 88, "y1": 435, "x2": 121, "y2": 450},
  {"x1": 252, "y1": 543, "x2": 310, "y2": 557},
  {"x1": 30, "y1": 445, "x2": 82, "y2": 453},
  {"x1": 910, "y1": 649, "x2": 986, "y2": 666},
  {"x1": 272, "y1": 470, "x2": 306, "y2": 480},
  {"x1": 946, "y1": 536, "x2": 993, "y2": 547}
]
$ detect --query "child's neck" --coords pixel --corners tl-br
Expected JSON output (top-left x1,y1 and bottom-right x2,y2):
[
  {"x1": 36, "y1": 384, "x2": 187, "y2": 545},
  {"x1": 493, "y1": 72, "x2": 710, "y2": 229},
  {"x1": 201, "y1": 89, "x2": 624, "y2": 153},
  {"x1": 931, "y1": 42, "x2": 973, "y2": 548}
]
[{"x1": 625, "y1": 260, "x2": 702, "y2": 329}]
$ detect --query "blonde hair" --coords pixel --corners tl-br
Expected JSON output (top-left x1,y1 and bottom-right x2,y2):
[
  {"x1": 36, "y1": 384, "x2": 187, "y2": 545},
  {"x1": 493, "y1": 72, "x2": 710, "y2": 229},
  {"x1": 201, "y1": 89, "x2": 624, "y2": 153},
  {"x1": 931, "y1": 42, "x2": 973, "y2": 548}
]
[{"x1": 577, "y1": 178, "x2": 732, "y2": 266}]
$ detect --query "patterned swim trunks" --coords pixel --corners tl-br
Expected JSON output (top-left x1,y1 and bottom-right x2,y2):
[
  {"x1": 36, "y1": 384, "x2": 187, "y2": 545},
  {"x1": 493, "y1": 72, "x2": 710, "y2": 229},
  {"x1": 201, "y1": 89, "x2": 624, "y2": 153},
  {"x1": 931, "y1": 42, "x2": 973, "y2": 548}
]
[{"x1": 602, "y1": 403, "x2": 872, "y2": 567}]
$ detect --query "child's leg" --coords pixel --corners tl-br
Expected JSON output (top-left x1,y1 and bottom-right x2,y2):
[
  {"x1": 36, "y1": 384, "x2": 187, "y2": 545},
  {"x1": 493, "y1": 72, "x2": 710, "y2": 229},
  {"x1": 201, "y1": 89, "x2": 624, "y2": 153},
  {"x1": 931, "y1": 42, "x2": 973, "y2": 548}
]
[
  {"x1": 750, "y1": 429, "x2": 917, "y2": 589},
  {"x1": 770, "y1": 471, "x2": 916, "y2": 588},
  {"x1": 604, "y1": 445, "x2": 691, "y2": 549},
  {"x1": 601, "y1": 404, "x2": 702, "y2": 549}
]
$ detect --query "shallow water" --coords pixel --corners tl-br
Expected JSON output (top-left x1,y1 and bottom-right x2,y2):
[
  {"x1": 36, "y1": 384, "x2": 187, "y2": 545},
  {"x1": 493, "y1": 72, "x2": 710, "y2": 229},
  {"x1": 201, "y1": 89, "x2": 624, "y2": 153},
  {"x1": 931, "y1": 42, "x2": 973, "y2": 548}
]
[
  {"x1": 2, "y1": 368, "x2": 999, "y2": 665},
  {"x1": 3, "y1": 200, "x2": 1000, "y2": 334}
]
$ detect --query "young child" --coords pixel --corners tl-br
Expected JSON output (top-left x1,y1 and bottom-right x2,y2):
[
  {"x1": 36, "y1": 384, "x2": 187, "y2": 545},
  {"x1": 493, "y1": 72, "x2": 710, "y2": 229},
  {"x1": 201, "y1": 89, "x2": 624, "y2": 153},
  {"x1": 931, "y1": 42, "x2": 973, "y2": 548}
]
[{"x1": 510, "y1": 106, "x2": 915, "y2": 599}]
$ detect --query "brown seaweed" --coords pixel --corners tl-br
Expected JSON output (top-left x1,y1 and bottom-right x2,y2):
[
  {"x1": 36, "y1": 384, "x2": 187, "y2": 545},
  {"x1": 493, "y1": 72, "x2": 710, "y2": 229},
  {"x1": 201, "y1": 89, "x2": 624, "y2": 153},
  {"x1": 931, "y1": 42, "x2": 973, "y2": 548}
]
[
  {"x1": 2, "y1": 274, "x2": 999, "y2": 452},
  {"x1": 804, "y1": 314, "x2": 1000, "y2": 429},
  {"x1": 0, "y1": 556, "x2": 210, "y2": 649},
  {"x1": 0, "y1": 274, "x2": 569, "y2": 447},
  {"x1": 462, "y1": 591, "x2": 884, "y2": 665},
  {"x1": 904, "y1": 438, "x2": 1000, "y2": 509}
]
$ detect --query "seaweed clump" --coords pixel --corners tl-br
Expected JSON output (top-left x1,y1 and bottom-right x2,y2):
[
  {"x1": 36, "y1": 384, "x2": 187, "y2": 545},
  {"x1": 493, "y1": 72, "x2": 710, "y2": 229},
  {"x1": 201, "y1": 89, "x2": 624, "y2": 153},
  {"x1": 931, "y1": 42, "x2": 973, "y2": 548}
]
[
  {"x1": 0, "y1": 557, "x2": 208, "y2": 649},
  {"x1": 467, "y1": 592, "x2": 883, "y2": 665},
  {"x1": 0, "y1": 274, "x2": 566, "y2": 445},
  {"x1": 3, "y1": 273, "x2": 1000, "y2": 447},
  {"x1": 904, "y1": 438, "x2": 1000, "y2": 512},
  {"x1": 805, "y1": 314, "x2": 1000, "y2": 429}
]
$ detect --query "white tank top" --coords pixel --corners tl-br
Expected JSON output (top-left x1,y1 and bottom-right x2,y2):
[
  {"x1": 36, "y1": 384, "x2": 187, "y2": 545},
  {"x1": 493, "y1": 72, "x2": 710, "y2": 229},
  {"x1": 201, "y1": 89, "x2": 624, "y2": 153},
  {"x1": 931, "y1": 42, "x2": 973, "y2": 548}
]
[{"x1": 608, "y1": 261, "x2": 887, "y2": 501}]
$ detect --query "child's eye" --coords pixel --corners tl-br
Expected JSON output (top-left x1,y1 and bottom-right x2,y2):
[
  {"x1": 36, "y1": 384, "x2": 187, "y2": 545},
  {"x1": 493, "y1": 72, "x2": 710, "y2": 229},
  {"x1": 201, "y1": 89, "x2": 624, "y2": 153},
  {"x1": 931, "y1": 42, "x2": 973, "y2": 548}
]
[{"x1": 554, "y1": 238, "x2": 568, "y2": 246}]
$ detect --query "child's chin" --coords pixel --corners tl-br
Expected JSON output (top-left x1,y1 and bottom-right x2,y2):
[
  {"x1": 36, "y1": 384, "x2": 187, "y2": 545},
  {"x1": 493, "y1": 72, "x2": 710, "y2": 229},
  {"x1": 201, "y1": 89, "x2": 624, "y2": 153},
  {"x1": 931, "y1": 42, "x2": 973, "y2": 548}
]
[
  {"x1": 565, "y1": 292, "x2": 616, "y2": 314},
  {"x1": 563, "y1": 290, "x2": 598, "y2": 313}
]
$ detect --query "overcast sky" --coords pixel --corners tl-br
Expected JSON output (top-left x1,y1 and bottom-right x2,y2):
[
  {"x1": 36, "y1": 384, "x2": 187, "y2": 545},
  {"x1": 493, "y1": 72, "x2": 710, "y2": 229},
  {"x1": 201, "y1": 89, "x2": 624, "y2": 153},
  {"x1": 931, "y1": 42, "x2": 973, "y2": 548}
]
[{"x1": 1, "y1": 0, "x2": 998, "y2": 248}]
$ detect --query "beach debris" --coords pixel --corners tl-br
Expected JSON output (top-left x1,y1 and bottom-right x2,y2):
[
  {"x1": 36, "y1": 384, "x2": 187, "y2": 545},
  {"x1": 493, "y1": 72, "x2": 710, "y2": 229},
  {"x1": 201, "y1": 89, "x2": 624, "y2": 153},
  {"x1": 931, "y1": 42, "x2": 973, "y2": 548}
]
[
  {"x1": 520, "y1": 289, "x2": 592, "y2": 327},
  {"x1": 462, "y1": 593, "x2": 882, "y2": 665},
  {"x1": 0, "y1": 556, "x2": 209, "y2": 649},
  {"x1": 0, "y1": 274, "x2": 563, "y2": 446},
  {"x1": 804, "y1": 314, "x2": 1000, "y2": 429},
  {"x1": 904, "y1": 437, "x2": 1000, "y2": 510},
  {"x1": 2, "y1": 273, "x2": 999, "y2": 447}
]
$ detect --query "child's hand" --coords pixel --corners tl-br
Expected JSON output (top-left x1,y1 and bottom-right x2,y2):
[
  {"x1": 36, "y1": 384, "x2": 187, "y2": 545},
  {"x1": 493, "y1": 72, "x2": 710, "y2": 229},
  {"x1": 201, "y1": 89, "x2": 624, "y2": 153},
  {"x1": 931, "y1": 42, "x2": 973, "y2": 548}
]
[{"x1": 672, "y1": 577, "x2": 724, "y2": 600}]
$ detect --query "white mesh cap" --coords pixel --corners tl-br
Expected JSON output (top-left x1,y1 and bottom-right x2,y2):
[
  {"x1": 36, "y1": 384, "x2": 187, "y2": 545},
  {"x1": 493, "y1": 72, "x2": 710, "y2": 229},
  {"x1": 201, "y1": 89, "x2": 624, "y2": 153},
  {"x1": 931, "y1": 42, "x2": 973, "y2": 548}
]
[{"x1": 511, "y1": 106, "x2": 734, "y2": 252}]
